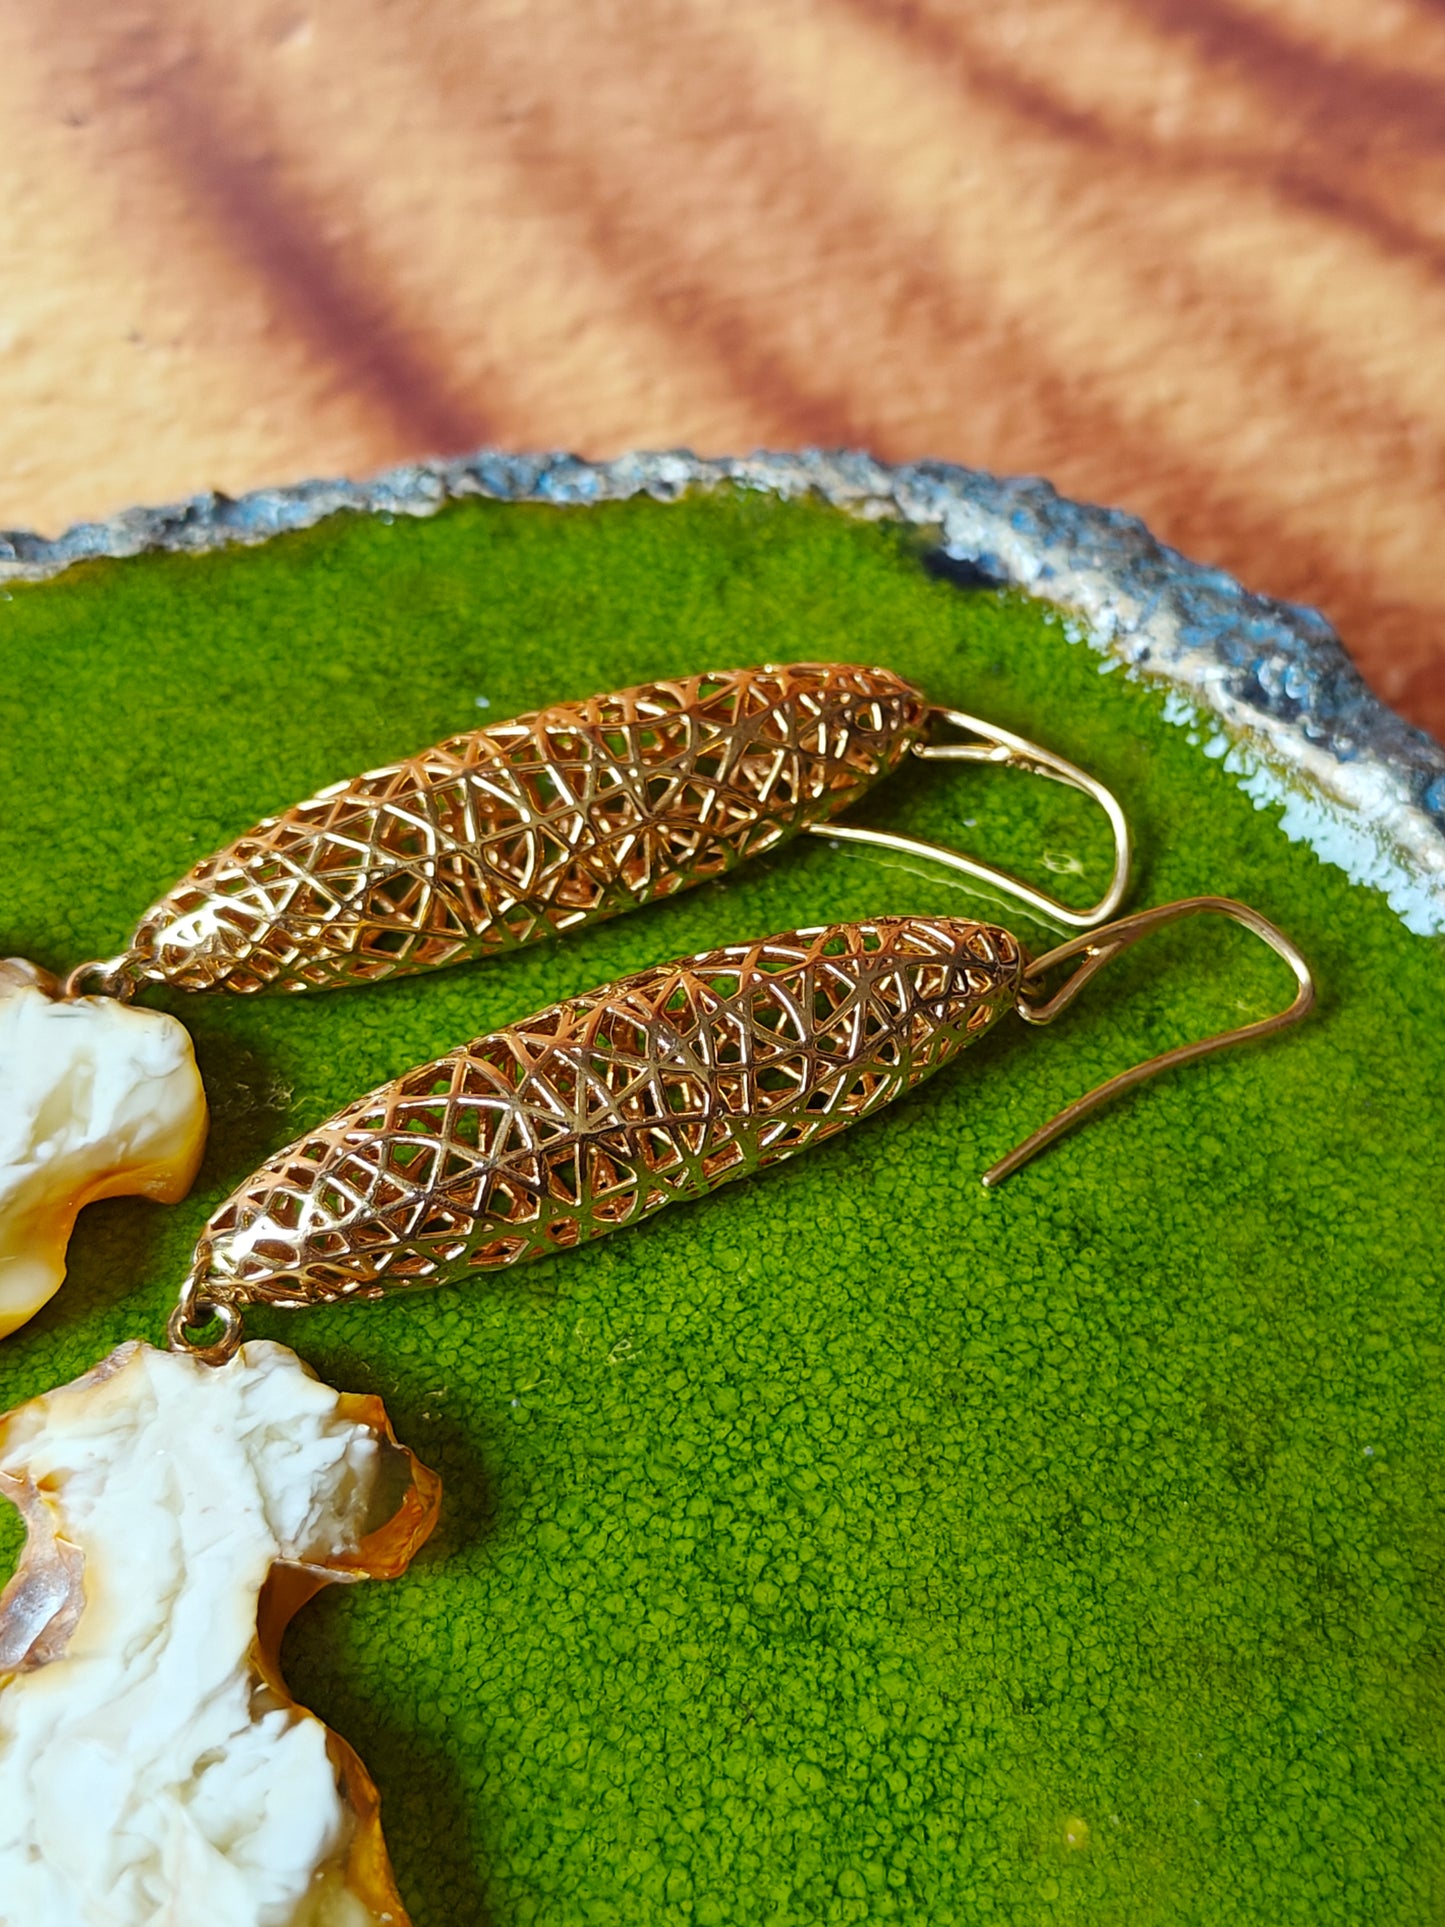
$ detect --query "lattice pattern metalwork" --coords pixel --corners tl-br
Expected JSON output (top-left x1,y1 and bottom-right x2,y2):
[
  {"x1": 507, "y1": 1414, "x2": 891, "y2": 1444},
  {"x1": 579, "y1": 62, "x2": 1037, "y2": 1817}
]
[
  {"x1": 198, "y1": 916, "x2": 1023, "y2": 1308},
  {"x1": 129, "y1": 664, "x2": 928, "y2": 994}
]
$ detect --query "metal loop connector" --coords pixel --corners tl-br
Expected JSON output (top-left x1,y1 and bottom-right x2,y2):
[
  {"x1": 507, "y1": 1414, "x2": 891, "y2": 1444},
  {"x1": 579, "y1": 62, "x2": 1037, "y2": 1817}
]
[
  {"x1": 166, "y1": 1261, "x2": 245, "y2": 1367},
  {"x1": 62, "y1": 953, "x2": 140, "y2": 1003},
  {"x1": 982, "y1": 895, "x2": 1315, "y2": 1186},
  {"x1": 808, "y1": 706, "x2": 1131, "y2": 930}
]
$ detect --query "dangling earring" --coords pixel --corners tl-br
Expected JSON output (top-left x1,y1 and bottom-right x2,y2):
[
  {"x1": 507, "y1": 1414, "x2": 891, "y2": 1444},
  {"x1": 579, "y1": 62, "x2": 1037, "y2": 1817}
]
[
  {"x1": 69, "y1": 662, "x2": 1132, "y2": 1001},
  {"x1": 168, "y1": 895, "x2": 1312, "y2": 1356}
]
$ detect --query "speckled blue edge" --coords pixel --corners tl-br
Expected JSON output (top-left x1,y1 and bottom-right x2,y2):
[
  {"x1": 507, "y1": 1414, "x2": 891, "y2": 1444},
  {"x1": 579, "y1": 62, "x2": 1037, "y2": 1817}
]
[{"x1": 4, "y1": 448, "x2": 1442, "y2": 932}]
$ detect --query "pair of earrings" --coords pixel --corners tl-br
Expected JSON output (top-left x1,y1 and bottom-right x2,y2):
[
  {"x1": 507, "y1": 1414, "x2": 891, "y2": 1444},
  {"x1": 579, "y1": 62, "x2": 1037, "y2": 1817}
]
[{"x1": 0, "y1": 661, "x2": 1314, "y2": 1926}]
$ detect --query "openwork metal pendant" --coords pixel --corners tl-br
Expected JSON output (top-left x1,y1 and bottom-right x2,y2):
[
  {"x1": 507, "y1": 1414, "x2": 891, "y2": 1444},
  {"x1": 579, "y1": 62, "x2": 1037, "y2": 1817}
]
[
  {"x1": 129, "y1": 666, "x2": 929, "y2": 994},
  {"x1": 169, "y1": 896, "x2": 1314, "y2": 1363},
  {"x1": 195, "y1": 917, "x2": 1021, "y2": 1308}
]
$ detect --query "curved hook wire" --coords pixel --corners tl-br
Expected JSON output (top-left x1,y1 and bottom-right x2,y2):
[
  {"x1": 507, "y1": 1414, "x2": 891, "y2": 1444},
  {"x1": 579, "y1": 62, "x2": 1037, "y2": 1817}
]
[
  {"x1": 981, "y1": 895, "x2": 1315, "y2": 1187},
  {"x1": 807, "y1": 707, "x2": 1132, "y2": 929}
]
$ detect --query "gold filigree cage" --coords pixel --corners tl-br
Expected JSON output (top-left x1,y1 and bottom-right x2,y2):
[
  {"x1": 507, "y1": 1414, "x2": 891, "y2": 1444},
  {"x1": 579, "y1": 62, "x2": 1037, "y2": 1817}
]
[
  {"x1": 129, "y1": 665, "x2": 929, "y2": 994},
  {"x1": 198, "y1": 916, "x2": 1023, "y2": 1309}
]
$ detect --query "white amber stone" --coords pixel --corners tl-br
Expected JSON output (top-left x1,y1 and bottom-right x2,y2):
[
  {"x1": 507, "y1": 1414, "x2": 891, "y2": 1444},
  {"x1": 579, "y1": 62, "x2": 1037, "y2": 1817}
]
[
  {"x1": 0, "y1": 960, "x2": 207, "y2": 1339},
  {"x1": 0, "y1": 1339, "x2": 437, "y2": 1927}
]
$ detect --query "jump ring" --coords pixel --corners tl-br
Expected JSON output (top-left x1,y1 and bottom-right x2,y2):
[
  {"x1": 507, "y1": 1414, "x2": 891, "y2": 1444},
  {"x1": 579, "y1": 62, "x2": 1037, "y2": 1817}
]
[
  {"x1": 62, "y1": 953, "x2": 139, "y2": 1003},
  {"x1": 166, "y1": 1269, "x2": 245, "y2": 1367}
]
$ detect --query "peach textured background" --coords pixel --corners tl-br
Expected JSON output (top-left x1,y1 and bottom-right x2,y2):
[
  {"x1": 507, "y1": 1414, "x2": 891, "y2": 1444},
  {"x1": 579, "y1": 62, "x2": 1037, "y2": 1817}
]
[{"x1": 4, "y1": 0, "x2": 1443, "y2": 740}]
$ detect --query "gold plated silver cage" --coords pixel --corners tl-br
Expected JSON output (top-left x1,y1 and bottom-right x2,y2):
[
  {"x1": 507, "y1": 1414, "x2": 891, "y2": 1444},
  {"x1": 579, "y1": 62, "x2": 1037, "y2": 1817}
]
[
  {"x1": 121, "y1": 663, "x2": 1132, "y2": 996},
  {"x1": 168, "y1": 897, "x2": 1313, "y2": 1363},
  {"x1": 129, "y1": 665, "x2": 930, "y2": 994},
  {"x1": 191, "y1": 916, "x2": 1022, "y2": 1309}
]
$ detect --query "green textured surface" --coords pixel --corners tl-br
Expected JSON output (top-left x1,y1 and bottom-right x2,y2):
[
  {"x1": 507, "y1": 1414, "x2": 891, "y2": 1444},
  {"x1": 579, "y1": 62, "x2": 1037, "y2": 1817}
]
[{"x1": 0, "y1": 490, "x2": 1441, "y2": 1925}]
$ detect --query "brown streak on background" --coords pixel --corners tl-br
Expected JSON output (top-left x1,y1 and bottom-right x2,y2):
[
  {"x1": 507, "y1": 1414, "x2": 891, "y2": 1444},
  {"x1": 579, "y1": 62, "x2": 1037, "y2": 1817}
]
[
  {"x1": 413, "y1": 54, "x2": 872, "y2": 450},
  {"x1": 1, "y1": 0, "x2": 1442, "y2": 741},
  {"x1": 38, "y1": 3, "x2": 493, "y2": 456},
  {"x1": 151, "y1": 91, "x2": 494, "y2": 457},
  {"x1": 852, "y1": 0, "x2": 1445, "y2": 468},
  {"x1": 877, "y1": 0, "x2": 1445, "y2": 282},
  {"x1": 342, "y1": 0, "x2": 1445, "y2": 544},
  {"x1": 1127, "y1": 0, "x2": 1445, "y2": 153}
]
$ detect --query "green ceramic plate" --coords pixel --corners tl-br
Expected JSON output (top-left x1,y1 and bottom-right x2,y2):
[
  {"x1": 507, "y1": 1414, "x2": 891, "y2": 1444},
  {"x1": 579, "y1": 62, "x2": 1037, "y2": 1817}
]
[{"x1": 1, "y1": 461, "x2": 1441, "y2": 1926}]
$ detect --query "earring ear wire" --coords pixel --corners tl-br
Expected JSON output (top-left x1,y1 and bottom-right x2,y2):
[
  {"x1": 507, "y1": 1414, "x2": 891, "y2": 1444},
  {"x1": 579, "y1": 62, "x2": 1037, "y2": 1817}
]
[
  {"x1": 809, "y1": 706, "x2": 1132, "y2": 929},
  {"x1": 981, "y1": 895, "x2": 1315, "y2": 1187}
]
